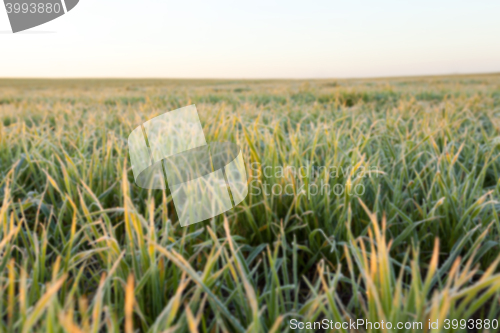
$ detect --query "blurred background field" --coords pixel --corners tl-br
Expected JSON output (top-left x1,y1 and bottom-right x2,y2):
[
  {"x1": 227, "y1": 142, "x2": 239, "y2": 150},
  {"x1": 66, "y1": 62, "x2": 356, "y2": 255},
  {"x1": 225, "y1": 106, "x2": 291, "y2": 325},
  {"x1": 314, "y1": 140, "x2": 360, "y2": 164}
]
[{"x1": 0, "y1": 75, "x2": 500, "y2": 332}]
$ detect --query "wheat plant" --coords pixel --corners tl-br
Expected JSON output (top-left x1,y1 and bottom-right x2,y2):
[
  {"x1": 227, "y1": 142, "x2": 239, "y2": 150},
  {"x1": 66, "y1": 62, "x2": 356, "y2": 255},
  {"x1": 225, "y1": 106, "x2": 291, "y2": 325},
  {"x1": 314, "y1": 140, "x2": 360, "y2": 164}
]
[{"x1": 0, "y1": 75, "x2": 499, "y2": 332}]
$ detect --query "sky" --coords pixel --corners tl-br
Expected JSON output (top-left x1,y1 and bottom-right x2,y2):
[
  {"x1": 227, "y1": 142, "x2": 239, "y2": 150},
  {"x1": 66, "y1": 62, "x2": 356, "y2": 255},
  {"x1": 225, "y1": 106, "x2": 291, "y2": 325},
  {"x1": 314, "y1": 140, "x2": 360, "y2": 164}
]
[{"x1": 1, "y1": 0, "x2": 499, "y2": 78}]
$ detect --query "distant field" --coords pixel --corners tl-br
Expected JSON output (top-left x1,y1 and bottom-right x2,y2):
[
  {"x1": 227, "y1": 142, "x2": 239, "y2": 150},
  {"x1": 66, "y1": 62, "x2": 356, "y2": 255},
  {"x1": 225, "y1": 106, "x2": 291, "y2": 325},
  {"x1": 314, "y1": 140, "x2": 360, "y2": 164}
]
[{"x1": 0, "y1": 75, "x2": 499, "y2": 332}]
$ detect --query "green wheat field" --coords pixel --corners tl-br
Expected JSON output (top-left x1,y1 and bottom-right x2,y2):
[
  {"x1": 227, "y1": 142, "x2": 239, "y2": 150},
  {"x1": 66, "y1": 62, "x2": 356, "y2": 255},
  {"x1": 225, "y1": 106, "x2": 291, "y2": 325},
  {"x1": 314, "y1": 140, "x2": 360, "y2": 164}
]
[{"x1": 0, "y1": 75, "x2": 500, "y2": 332}]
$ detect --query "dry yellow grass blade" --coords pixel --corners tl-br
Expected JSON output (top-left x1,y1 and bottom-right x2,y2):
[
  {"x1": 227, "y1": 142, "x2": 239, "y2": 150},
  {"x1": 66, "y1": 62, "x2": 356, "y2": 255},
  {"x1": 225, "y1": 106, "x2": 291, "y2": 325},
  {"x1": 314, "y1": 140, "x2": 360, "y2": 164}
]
[
  {"x1": 21, "y1": 275, "x2": 67, "y2": 333},
  {"x1": 184, "y1": 302, "x2": 198, "y2": 333},
  {"x1": 125, "y1": 274, "x2": 135, "y2": 333},
  {"x1": 91, "y1": 274, "x2": 107, "y2": 333},
  {"x1": 0, "y1": 223, "x2": 20, "y2": 253},
  {"x1": 58, "y1": 312, "x2": 86, "y2": 333}
]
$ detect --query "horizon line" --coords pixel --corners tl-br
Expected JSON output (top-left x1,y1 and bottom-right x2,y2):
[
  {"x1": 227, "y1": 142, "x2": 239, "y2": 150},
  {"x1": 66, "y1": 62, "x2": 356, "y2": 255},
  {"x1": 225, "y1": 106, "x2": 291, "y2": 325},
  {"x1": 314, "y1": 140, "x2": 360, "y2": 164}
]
[{"x1": 0, "y1": 71, "x2": 499, "y2": 81}]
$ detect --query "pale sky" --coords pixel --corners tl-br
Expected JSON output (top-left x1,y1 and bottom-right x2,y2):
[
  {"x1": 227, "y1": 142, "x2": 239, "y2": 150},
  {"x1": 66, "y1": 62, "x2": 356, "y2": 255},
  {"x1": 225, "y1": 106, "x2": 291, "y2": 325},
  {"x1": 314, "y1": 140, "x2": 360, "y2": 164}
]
[{"x1": 1, "y1": 0, "x2": 499, "y2": 78}]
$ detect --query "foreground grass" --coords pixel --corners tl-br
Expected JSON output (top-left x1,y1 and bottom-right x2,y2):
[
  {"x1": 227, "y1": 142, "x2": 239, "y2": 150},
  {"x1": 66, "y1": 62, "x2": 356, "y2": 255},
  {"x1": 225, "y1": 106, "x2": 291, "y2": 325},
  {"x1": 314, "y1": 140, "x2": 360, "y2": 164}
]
[{"x1": 0, "y1": 75, "x2": 499, "y2": 332}]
